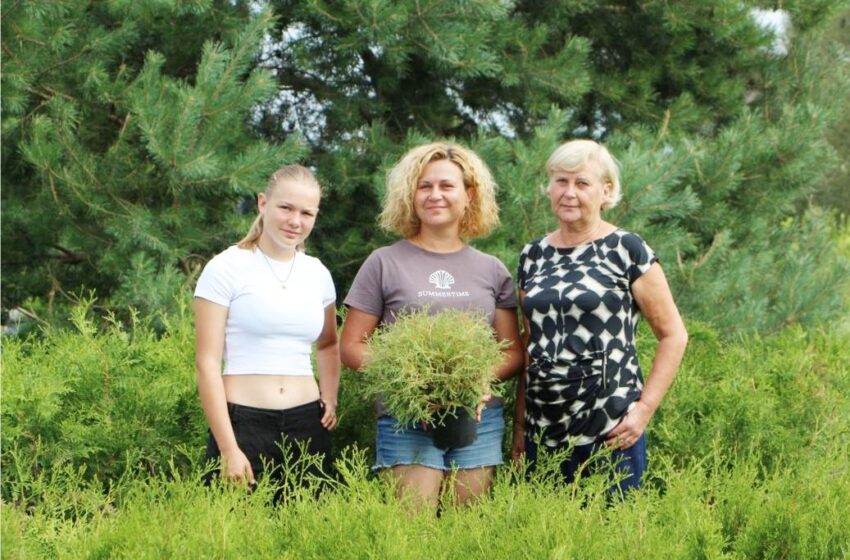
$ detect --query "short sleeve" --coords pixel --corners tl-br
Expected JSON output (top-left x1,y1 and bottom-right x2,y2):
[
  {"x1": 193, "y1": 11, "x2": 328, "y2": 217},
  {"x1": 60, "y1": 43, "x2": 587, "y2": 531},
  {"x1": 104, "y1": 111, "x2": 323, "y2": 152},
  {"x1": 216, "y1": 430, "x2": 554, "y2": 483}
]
[
  {"x1": 517, "y1": 246, "x2": 529, "y2": 291},
  {"x1": 343, "y1": 251, "x2": 385, "y2": 318},
  {"x1": 317, "y1": 261, "x2": 337, "y2": 307},
  {"x1": 493, "y1": 258, "x2": 517, "y2": 308},
  {"x1": 517, "y1": 240, "x2": 540, "y2": 292},
  {"x1": 194, "y1": 252, "x2": 236, "y2": 307},
  {"x1": 621, "y1": 233, "x2": 658, "y2": 283}
]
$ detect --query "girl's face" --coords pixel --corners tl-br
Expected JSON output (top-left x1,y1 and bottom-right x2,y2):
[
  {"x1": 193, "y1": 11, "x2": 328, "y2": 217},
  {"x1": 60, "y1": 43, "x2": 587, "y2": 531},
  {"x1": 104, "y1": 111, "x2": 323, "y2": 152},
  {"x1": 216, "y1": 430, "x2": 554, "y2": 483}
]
[
  {"x1": 258, "y1": 180, "x2": 321, "y2": 253},
  {"x1": 547, "y1": 162, "x2": 610, "y2": 226},
  {"x1": 413, "y1": 159, "x2": 472, "y2": 234}
]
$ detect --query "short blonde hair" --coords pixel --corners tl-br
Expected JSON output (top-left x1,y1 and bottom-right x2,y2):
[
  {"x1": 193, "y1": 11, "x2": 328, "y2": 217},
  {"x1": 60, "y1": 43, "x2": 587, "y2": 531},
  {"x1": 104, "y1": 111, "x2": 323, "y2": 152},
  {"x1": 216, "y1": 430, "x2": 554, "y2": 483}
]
[
  {"x1": 238, "y1": 164, "x2": 322, "y2": 250},
  {"x1": 380, "y1": 142, "x2": 500, "y2": 239},
  {"x1": 546, "y1": 139, "x2": 622, "y2": 210}
]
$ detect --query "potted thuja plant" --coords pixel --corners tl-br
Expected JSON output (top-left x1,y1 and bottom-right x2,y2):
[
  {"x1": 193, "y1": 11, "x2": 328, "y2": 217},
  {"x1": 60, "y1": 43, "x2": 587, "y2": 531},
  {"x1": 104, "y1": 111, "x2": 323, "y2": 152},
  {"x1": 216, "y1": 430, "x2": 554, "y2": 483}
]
[{"x1": 363, "y1": 308, "x2": 506, "y2": 449}]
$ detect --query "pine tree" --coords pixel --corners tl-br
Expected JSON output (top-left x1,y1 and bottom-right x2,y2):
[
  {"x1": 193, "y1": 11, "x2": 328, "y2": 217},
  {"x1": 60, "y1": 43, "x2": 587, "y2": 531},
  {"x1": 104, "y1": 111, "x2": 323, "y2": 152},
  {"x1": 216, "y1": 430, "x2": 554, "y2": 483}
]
[
  {"x1": 256, "y1": 0, "x2": 849, "y2": 332},
  {"x1": 2, "y1": 1, "x2": 302, "y2": 317},
  {"x1": 3, "y1": 0, "x2": 848, "y2": 332},
  {"x1": 815, "y1": 6, "x2": 850, "y2": 214}
]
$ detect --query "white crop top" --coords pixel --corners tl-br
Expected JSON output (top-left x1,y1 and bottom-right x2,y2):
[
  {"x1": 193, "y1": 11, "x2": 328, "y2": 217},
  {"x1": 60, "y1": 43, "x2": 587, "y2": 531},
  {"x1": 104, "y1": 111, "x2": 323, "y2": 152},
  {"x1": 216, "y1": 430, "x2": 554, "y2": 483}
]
[{"x1": 194, "y1": 245, "x2": 336, "y2": 376}]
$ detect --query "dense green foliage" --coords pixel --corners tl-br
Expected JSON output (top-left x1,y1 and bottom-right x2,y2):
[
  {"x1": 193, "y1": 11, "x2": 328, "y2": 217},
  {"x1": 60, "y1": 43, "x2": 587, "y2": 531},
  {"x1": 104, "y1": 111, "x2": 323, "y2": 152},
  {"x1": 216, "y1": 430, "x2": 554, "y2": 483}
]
[
  {"x1": 362, "y1": 308, "x2": 505, "y2": 426},
  {"x1": 3, "y1": 2, "x2": 849, "y2": 555},
  {"x1": 3, "y1": 0, "x2": 849, "y2": 333},
  {"x1": 1, "y1": 298, "x2": 201, "y2": 490},
  {"x1": 2, "y1": 308, "x2": 849, "y2": 557},
  {"x1": 3, "y1": 446, "x2": 850, "y2": 558},
  {"x1": 1, "y1": 2, "x2": 304, "y2": 317},
  {"x1": 817, "y1": 7, "x2": 850, "y2": 213}
]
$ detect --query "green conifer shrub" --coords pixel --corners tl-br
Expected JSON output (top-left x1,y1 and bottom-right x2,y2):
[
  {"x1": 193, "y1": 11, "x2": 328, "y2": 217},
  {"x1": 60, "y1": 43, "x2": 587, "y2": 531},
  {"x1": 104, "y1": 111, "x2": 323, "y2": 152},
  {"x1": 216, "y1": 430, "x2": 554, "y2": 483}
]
[
  {"x1": 1, "y1": 298, "x2": 203, "y2": 508},
  {"x1": 3, "y1": 308, "x2": 849, "y2": 558},
  {"x1": 361, "y1": 309, "x2": 506, "y2": 427}
]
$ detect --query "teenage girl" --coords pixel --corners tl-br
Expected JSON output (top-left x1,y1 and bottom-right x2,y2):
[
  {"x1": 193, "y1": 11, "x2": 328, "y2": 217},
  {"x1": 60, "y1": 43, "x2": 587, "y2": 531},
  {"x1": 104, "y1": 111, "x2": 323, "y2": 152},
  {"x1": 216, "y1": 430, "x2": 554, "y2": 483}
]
[{"x1": 194, "y1": 164, "x2": 339, "y2": 487}]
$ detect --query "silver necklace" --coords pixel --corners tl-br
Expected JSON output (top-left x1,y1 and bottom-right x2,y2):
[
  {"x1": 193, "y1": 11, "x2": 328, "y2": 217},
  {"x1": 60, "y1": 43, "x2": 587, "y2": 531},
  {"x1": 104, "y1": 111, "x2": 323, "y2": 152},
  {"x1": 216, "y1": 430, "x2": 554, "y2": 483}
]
[{"x1": 258, "y1": 247, "x2": 297, "y2": 289}]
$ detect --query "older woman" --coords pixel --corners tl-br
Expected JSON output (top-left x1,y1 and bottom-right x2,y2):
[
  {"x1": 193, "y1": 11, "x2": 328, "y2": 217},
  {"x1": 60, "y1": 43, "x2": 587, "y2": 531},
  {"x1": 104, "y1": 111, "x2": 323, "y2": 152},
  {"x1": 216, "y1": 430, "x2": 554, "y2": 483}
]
[
  {"x1": 341, "y1": 142, "x2": 523, "y2": 509},
  {"x1": 512, "y1": 139, "x2": 687, "y2": 493}
]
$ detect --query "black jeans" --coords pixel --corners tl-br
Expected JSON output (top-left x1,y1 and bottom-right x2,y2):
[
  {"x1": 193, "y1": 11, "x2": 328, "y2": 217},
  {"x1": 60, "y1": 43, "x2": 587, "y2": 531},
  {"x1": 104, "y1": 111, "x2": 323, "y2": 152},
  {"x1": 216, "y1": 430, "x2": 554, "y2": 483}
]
[{"x1": 204, "y1": 400, "x2": 332, "y2": 488}]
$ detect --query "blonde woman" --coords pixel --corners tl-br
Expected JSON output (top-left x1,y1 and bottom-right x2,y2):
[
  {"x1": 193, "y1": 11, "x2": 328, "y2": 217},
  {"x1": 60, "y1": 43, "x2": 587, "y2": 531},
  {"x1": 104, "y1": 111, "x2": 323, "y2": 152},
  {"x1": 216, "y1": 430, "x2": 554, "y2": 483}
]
[
  {"x1": 513, "y1": 140, "x2": 687, "y2": 493},
  {"x1": 194, "y1": 165, "x2": 339, "y2": 488},
  {"x1": 341, "y1": 142, "x2": 523, "y2": 509}
]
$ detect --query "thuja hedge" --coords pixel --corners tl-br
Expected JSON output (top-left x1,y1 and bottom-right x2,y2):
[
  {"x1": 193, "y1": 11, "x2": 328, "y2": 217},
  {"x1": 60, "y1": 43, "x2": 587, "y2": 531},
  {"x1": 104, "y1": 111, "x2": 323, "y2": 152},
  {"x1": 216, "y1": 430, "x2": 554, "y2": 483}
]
[
  {"x1": 2, "y1": 303, "x2": 849, "y2": 557},
  {"x1": 3, "y1": 442, "x2": 849, "y2": 559}
]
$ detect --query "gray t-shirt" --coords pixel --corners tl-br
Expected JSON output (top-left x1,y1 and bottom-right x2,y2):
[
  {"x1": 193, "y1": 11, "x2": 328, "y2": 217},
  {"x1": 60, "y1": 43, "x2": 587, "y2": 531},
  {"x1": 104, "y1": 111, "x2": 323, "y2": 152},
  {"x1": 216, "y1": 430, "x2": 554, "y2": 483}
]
[{"x1": 344, "y1": 239, "x2": 517, "y2": 412}]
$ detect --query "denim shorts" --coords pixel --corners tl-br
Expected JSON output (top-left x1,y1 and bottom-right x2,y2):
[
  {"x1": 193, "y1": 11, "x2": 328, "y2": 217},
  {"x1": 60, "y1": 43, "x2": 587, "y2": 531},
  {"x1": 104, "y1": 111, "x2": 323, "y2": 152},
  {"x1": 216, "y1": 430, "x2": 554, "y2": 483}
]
[{"x1": 374, "y1": 406, "x2": 505, "y2": 471}]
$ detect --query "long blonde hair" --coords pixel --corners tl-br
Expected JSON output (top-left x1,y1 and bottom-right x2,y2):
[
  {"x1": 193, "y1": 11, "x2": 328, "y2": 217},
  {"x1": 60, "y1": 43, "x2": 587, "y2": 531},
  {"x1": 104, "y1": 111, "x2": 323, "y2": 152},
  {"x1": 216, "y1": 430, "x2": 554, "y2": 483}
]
[
  {"x1": 379, "y1": 142, "x2": 500, "y2": 239},
  {"x1": 238, "y1": 164, "x2": 322, "y2": 250}
]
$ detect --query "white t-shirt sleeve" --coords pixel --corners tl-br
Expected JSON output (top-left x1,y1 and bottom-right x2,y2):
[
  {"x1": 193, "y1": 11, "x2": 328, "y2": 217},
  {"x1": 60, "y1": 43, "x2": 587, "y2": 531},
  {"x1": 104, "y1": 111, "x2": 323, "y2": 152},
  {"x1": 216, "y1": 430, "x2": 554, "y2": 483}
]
[{"x1": 194, "y1": 251, "x2": 237, "y2": 307}]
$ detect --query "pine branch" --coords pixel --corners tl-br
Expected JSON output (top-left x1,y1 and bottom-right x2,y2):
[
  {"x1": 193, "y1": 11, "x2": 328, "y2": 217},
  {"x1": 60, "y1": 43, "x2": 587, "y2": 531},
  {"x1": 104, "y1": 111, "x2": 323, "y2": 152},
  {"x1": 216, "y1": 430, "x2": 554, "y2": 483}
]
[{"x1": 49, "y1": 245, "x2": 86, "y2": 265}]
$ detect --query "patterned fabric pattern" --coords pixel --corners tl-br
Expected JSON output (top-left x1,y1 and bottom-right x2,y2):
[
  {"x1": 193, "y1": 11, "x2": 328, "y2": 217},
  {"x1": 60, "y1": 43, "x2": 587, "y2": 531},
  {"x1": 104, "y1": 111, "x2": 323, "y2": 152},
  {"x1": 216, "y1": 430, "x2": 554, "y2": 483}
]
[{"x1": 518, "y1": 230, "x2": 657, "y2": 447}]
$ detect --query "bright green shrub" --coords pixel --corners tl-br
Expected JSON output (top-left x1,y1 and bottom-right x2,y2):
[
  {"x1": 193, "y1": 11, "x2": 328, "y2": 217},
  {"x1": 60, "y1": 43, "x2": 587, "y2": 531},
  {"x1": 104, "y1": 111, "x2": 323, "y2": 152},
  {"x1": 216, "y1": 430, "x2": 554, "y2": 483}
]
[
  {"x1": 3, "y1": 443, "x2": 849, "y2": 559},
  {"x1": 362, "y1": 308, "x2": 506, "y2": 427},
  {"x1": 1, "y1": 298, "x2": 204, "y2": 505},
  {"x1": 649, "y1": 321, "x2": 850, "y2": 472},
  {"x1": 3, "y1": 308, "x2": 849, "y2": 558}
]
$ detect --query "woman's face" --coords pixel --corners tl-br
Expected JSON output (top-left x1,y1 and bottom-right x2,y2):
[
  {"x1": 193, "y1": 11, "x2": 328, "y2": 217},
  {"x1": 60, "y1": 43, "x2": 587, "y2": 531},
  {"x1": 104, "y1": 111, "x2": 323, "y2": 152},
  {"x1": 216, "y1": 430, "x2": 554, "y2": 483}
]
[
  {"x1": 258, "y1": 180, "x2": 321, "y2": 252},
  {"x1": 547, "y1": 162, "x2": 610, "y2": 226},
  {"x1": 413, "y1": 159, "x2": 471, "y2": 233}
]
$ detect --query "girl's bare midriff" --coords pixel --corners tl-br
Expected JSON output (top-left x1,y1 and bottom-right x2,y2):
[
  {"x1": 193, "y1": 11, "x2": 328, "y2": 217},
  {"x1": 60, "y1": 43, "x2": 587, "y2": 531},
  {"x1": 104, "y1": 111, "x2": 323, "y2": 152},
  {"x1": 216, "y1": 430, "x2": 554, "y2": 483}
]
[{"x1": 223, "y1": 375, "x2": 320, "y2": 410}]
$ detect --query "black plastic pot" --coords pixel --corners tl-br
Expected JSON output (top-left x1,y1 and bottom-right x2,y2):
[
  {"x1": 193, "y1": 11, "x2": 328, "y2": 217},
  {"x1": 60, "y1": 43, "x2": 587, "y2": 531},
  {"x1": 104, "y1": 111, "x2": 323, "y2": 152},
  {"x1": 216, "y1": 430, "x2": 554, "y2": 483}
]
[{"x1": 430, "y1": 408, "x2": 478, "y2": 450}]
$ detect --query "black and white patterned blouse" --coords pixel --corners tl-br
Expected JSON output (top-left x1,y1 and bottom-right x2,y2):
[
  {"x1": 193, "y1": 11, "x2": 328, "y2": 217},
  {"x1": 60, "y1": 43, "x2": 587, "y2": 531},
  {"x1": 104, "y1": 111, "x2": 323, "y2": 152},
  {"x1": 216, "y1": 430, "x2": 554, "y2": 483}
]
[{"x1": 518, "y1": 230, "x2": 658, "y2": 447}]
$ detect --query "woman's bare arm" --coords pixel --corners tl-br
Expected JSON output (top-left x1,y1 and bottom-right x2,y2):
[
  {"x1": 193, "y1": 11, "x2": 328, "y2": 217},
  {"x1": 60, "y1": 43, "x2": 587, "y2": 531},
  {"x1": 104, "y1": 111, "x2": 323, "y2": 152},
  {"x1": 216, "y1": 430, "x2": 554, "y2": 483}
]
[
  {"x1": 606, "y1": 263, "x2": 688, "y2": 449},
  {"x1": 194, "y1": 298, "x2": 254, "y2": 484},
  {"x1": 339, "y1": 307, "x2": 381, "y2": 371},
  {"x1": 316, "y1": 304, "x2": 341, "y2": 429}
]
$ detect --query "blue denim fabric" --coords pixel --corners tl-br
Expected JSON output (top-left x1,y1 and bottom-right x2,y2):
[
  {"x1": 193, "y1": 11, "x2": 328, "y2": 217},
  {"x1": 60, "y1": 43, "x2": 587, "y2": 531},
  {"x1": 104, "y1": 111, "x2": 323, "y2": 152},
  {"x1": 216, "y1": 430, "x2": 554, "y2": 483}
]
[
  {"x1": 374, "y1": 406, "x2": 505, "y2": 471},
  {"x1": 524, "y1": 432, "x2": 646, "y2": 494}
]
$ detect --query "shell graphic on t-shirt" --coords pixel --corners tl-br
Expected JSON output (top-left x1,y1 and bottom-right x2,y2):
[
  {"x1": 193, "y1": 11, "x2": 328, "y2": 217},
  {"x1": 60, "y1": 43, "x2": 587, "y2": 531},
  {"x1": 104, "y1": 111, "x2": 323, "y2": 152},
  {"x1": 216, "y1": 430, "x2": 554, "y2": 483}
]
[{"x1": 428, "y1": 269, "x2": 455, "y2": 290}]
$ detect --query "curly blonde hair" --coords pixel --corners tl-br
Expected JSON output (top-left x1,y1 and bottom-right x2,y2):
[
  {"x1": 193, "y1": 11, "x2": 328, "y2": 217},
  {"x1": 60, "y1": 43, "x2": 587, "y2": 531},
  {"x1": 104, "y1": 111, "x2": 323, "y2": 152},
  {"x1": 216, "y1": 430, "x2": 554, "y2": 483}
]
[
  {"x1": 379, "y1": 142, "x2": 500, "y2": 239},
  {"x1": 238, "y1": 164, "x2": 322, "y2": 250}
]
